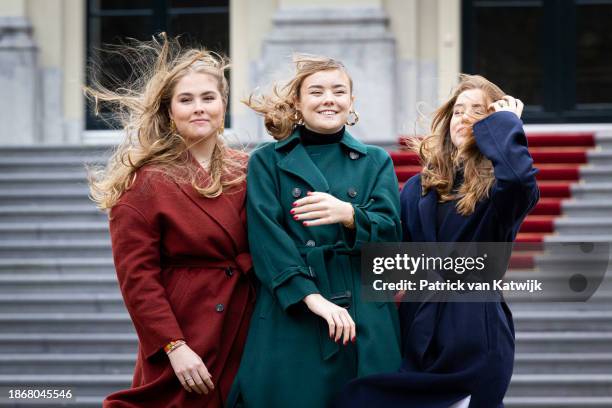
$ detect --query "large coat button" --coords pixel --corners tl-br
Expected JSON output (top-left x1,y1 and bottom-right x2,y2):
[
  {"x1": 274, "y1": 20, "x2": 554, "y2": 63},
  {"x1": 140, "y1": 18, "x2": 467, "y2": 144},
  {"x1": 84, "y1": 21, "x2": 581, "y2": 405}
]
[
  {"x1": 306, "y1": 240, "x2": 316, "y2": 247},
  {"x1": 215, "y1": 304, "x2": 225, "y2": 312},
  {"x1": 225, "y1": 267, "x2": 234, "y2": 277},
  {"x1": 347, "y1": 187, "x2": 358, "y2": 198},
  {"x1": 349, "y1": 151, "x2": 360, "y2": 160},
  {"x1": 292, "y1": 187, "x2": 302, "y2": 198}
]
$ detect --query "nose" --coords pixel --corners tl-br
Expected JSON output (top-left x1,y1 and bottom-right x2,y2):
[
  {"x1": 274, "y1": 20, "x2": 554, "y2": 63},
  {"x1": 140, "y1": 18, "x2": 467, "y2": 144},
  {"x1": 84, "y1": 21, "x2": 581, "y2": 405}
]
[
  {"x1": 322, "y1": 90, "x2": 335, "y2": 105},
  {"x1": 193, "y1": 100, "x2": 205, "y2": 114}
]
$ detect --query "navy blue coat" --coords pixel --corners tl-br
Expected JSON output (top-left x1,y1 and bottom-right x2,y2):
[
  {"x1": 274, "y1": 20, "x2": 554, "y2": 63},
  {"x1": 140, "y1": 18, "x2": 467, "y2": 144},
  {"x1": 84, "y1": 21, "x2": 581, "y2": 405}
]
[{"x1": 334, "y1": 111, "x2": 539, "y2": 408}]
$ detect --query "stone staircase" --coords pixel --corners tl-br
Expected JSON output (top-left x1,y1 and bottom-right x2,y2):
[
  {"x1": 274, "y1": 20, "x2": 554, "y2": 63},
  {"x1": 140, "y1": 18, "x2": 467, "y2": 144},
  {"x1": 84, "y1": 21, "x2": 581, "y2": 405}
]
[
  {"x1": 0, "y1": 135, "x2": 611, "y2": 407},
  {"x1": 0, "y1": 146, "x2": 132, "y2": 407}
]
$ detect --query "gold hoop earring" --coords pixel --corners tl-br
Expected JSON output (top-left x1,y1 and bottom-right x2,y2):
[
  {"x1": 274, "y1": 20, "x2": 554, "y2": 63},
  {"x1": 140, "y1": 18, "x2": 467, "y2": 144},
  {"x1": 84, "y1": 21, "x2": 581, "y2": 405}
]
[
  {"x1": 218, "y1": 121, "x2": 225, "y2": 136},
  {"x1": 169, "y1": 119, "x2": 177, "y2": 134},
  {"x1": 294, "y1": 111, "x2": 304, "y2": 126},
  {"x1": 346, "y1": 110, "x2": 359, "y2": 126}
]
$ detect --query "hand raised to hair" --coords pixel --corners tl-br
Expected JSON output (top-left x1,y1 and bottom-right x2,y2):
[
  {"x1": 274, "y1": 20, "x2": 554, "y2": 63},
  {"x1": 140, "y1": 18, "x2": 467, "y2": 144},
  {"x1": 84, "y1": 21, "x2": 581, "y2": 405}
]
[{"x1": 489, "y1": 95, "x2": 524, "y2": 119}]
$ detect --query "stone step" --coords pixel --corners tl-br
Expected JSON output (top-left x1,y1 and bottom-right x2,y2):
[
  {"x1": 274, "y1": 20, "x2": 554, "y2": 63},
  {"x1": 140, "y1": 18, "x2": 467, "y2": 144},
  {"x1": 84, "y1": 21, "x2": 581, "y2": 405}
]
[
  {"x1": 515, "y1": 332, "x2": 612, "y2": 353},
  {"x1": 513, "y1": 353, "x2": 612, "y2": 374},
  {"x1": 0, "y1": 258, "x2": 114, "y2": 275},
  {"x1": 562, "y1": 200, "x2": 612, "y2": 217},
  {"x1": 544, "y1": 234, "x2": 612, "y2": 243},
  {"x1": 555, "y1": 217, "x2": 612, "y2": 235},
  {"x1": 0, "y1": 396, "x2": 103, "y2": 407},
  {"x1": 0, "y1": 275, "x2": 118, "y2": 294},
  {"x1": 504, "y1": 396, "x2": 612, "y2": 408},
  {"x1": 0, "y1": 293, "x2": 125, "y2": 313},
  {"x1": 580, "y1": 165, "x2": 612, "y2": 182},
  {"x1": 0, "y1": 314, "x2": 132, "y2": 334},
  {"x1": 587, "y1": 150, "x2": 612, "y2": 165},
  {"x1": 0, "y1": 222, "x2": 109, "y2": 241},
  {"x1": 0, "y1": 188, "x2": 93, "y2": 206},
  {"x1": 0, "y1": 157, "x2": 103, "y2": 174},
  {"x1": 512, "y1": 310, "x2": 612, "y2": 331},
  {"x1": 596, "y1": 133, "x2": 612, "y2": 150},
  {"x1": 0, "y1": 205, "x2": 105, "y2": 223},
  {"x1": 506, "y1": 374, "x2": 612, "y2": 397},
  {"x1": 0, "y1": 374, "x2": 131, "y2": 398},
  {"x1": 571, "y1": 183, "x2": 612, "y2": 199},
  {"x1": 0, "y1": 240, "x2": 111, "y2": 259},
  {"x1": 0, "y1": 145, "x2": 111, "y2": 159},
  {"x1": 0, "y1": 354, "x2": 134, "y2": 375},
  {"x1": 0, "y1": 333, "x2": 137, "y2": 354},
  {"x1": 0, "y1": 173, "x2": 88, "y2": 190}
]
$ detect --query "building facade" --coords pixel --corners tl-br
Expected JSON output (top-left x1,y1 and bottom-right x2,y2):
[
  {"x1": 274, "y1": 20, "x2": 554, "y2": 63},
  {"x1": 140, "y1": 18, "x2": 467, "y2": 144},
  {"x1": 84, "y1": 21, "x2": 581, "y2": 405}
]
[{"x1": 0, "y1": 0, "x2": 610, "y2": 146}]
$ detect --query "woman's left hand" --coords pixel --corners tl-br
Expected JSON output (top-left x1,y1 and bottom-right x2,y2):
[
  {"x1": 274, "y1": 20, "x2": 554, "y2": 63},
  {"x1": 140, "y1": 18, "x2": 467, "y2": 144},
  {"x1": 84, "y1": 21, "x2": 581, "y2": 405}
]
[
  {"x1": 489, "y1": 95, "x2": 524, "y2": 119},
  {"x1": 291, "y1": 192, "x2": 355, "y2": 228}
]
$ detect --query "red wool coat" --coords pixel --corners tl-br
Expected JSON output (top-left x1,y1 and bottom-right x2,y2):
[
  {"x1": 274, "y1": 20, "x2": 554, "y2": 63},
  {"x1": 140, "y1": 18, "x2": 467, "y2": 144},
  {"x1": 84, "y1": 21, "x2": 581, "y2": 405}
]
[{"x1": 103, "y1": 156, "x2": 255, "y2": 408}]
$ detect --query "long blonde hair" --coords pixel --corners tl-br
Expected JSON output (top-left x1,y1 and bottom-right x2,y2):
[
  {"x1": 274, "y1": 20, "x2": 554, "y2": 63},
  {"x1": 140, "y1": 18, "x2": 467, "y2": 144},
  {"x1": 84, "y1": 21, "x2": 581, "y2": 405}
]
[
  {"x1": 244, "y1": 54, "x2": 353, "y2": 140},
  {"x1": 87, "y1": 33, "x2": 246, "y2": 210},
  {"x1": 415, "y1": 74, "x2": 505, "y2": 216}
]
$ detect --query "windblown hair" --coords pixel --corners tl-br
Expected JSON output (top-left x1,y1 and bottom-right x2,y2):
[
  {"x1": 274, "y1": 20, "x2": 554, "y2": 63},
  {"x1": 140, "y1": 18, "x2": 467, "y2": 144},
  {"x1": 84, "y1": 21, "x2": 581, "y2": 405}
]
[
  {"x1": 244, "y1": 54, "x2": 353, "y2": 140},
  {"x1": 86, "y1": 33, "x2": 246, "y2": 210},
  {"x1": 413, "y1": 74, "x2": 505, "y2": 216}
]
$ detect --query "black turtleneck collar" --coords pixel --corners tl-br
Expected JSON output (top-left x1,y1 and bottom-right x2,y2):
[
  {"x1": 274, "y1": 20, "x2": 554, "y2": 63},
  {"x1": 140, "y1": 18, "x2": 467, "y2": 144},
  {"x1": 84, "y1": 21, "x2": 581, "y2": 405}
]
[{"x1": 299, "y1": 125, "x2": 345, "y2": 145}]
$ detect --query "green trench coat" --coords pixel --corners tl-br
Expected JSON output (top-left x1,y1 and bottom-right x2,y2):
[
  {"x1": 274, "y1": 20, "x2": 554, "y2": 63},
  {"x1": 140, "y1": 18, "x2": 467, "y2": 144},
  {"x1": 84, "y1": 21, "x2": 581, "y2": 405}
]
[{"x1": 229, "y1": 129, "x2": 402, "y2": 408}]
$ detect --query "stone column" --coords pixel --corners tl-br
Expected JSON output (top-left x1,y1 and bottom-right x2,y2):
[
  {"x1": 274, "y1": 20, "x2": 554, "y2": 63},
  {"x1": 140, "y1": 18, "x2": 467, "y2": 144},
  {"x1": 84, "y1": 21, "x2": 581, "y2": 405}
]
[
  {"x1": 254, "y1": 6, "x2": 397, "y2": 144},
  {"x1": 0, "y1": 16, "x2": 40, "y2": 145}
]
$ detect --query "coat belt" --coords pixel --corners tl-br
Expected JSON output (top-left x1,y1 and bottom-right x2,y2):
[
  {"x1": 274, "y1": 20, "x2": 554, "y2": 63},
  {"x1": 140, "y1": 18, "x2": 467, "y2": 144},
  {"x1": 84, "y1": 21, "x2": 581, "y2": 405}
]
[
  {"x1": 301, "y1": 243, "x2": 358, "y2": 361},
  {"x1": 161, "y1": 252, "x2": 253, "y2": 275}
]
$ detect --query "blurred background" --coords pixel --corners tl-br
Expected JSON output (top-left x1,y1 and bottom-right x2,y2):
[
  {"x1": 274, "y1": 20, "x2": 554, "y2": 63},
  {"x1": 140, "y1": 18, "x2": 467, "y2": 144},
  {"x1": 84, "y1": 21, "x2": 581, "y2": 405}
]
[{"x1": 0, "y1": 1, "x2": 611, "y2": 407}]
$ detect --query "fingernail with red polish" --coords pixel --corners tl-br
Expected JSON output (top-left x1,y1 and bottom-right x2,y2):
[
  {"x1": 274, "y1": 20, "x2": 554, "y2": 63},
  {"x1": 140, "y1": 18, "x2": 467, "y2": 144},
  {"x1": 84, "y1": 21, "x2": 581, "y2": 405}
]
[
  {"x1": 351, "y1": 337, "x2": 356, "y2": 343},
  {"x1": 290, "y1": 209, "x2": 295, "y2": 214},
  {"x1": 293, "y1": 202, "x2": 298, "y2": 207},
  {"x1": 303, "y1": 221, "x2": 308, "y2": 226},
  {"x1": 293, "y1": 216, "x2": 299, "y2": 220}
]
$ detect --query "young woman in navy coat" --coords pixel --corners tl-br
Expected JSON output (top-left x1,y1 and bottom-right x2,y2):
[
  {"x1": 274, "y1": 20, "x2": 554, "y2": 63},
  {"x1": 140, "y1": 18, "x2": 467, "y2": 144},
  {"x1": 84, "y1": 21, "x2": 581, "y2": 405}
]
[{"x1": 335, "y1": 74, "x2": 539, "y2": 408}]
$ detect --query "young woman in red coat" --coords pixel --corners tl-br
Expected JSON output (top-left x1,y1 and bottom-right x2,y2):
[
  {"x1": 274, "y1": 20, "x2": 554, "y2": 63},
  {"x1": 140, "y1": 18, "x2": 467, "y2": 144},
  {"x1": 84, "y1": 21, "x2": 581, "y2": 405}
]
[{"x1": 88, "y1": 35, "x2": 255, "y2": 408}]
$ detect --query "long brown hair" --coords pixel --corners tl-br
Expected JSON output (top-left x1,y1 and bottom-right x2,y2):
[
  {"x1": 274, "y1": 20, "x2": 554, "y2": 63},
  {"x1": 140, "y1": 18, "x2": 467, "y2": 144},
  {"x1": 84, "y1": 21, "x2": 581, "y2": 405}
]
[
  {"x1": 415, "y1": 74, "x2": 505, "y2": 215},
  {"x1": 86, "y1": 33, "x2": 246, "y2": 210},
  {"x1": 244, "y1": 54, "x2": 353, "y2": 140}
]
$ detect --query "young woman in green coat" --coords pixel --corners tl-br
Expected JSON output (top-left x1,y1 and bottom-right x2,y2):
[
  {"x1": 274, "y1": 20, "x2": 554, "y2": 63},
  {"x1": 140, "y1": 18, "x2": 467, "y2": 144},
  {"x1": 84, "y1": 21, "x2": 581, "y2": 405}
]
[{"x1": 229, "y1": 55, "x2": 402, "y2": 408}]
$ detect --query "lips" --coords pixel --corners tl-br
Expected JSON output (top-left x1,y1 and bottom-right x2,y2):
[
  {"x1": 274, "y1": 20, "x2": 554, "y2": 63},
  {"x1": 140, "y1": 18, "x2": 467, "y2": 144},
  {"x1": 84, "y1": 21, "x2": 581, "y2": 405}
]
[
  {"x1": 318, "y1": 110, "x2": 338, "y2": 116},
  {"x1": 190, "y1": 119, "x2": 209, "y2": 124}
]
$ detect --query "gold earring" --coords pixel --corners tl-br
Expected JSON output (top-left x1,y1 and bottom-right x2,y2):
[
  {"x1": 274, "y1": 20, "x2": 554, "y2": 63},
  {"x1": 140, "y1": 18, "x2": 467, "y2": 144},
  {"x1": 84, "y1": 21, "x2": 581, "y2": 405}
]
[
  {"x1": 169, "y1": 119, "x2": 177, "y2": 134},
  {"x1": 346, "y1": 110, "x2": 359, "y2": 126},
  {"x1": 294, "y1": 111, "x2": 304, "y2": 126},
  {"x1": 218, "y1": 121, "x2": 225, "y2": 136}
]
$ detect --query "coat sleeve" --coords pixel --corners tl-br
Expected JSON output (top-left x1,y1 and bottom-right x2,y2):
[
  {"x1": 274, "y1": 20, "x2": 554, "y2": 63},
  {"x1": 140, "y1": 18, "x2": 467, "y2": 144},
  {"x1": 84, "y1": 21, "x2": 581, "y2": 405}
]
[
  {"x1": 341, "y1": 149, "x2": 403, "y2": 249},
  {"x1": 109, "y1": 203, "x2": 184, "y2": 359},
  {"x1": 246, "y1": 149, "x2": 319, "y2": 312},
  {"x1": 472, "y1": 111, "x2": 540, "y2": 225}
]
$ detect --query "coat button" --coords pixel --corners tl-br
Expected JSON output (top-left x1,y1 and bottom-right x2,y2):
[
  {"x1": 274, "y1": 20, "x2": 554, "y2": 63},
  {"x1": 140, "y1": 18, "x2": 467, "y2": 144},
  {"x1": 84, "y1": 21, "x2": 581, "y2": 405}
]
[
  {"x1": 225, "y1": 267, "x2": 234, "y2": 277},
  {"x1": 292, "y1": 187, "x2": 302, "y2": 198},
  {"x1": 347, "y1": 187, "x2": 358, "y2": 198},
  {"x1": 349, "y1": 151, "x2": 360, "y2": 160},
  {"x1": 306, "y1": 240, "x2": 316, "y2": 247},
  {"x1": 215, "y1": 304, "x2": 225, "y2": 313}
]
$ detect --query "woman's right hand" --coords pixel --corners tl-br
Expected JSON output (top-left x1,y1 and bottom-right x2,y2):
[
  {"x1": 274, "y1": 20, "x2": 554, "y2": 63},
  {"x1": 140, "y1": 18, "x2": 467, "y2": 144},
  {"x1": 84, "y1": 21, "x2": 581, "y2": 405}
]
[
  {"x1": 167, "y1": 344, "x2": 214, "y2": 395},
  {"x1": 303, "y1": 294, "x2": 356, "y2": 344}
]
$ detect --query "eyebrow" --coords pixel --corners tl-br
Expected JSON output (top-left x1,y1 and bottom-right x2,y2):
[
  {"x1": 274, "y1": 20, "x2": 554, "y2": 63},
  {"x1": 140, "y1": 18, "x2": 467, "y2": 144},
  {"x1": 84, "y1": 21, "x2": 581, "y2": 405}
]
[
  {"x1": 176, "y1": 91, "x2": 217, "y2": 97},
  {"x1": 454, "y1": 103, "x2": 485, "y2": 108},
  {"x1": 307, "y1": 84, "x2": 348, "y2": 90}
]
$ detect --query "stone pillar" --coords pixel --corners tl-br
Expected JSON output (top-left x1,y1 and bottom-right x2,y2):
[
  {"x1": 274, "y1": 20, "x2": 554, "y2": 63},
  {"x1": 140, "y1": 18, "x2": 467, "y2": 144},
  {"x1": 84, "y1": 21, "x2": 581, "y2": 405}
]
[
  {"x1": 0, "y1": 16, "x2": 40, "y2": 145},
  {"x1": 254, "y1": 6, "x2": 397, "y2": 144}
]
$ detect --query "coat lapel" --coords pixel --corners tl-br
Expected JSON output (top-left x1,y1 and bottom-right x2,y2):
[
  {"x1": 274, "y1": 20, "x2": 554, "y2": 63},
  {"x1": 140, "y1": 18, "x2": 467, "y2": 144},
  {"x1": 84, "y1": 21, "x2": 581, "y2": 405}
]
[
  {"x1": 277, "y1": 139, "x2": 330, "y2": 193},
  {"x1": 174, "y1": 158, "x2": 245, "y2": 253},
  {"x1": 418, "y1": 188, "x2": 438, "y2": 242}
]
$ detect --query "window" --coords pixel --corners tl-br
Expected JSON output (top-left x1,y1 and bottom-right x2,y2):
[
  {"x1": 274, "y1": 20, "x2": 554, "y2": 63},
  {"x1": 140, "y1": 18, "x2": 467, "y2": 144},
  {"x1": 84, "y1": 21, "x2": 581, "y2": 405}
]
[{"x1": 86, "y1": 0, "x2": 230, "y2": 129}]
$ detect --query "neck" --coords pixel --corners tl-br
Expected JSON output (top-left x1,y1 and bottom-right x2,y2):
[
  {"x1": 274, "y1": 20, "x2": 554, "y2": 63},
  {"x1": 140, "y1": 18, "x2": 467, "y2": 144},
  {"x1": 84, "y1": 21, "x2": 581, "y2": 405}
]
[
  {"x1": 187, "y1": 135, "x2": 217, "y2": 165},
  {"x1": 304, "y1": 124, "x2": 344, "y2": 135}
]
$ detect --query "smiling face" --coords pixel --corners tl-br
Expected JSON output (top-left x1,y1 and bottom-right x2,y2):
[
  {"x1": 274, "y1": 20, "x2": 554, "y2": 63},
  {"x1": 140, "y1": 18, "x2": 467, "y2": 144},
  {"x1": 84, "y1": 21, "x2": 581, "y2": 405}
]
[
  {"x1": 295, "y1": 69, "x2": 354, "y2": 134},
  {"x1": 169, "y1": 72, "x2": 225, "y2": 143},
  {"x1": 450, "y1": 88, "x2": 489, "y2": 148}
]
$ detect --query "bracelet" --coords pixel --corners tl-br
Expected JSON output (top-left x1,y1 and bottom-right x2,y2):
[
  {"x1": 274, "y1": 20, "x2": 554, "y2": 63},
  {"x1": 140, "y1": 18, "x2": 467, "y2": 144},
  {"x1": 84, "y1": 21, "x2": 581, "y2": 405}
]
[{"x1": 164, "y1": 339, "x2": 186, "y2": 355}]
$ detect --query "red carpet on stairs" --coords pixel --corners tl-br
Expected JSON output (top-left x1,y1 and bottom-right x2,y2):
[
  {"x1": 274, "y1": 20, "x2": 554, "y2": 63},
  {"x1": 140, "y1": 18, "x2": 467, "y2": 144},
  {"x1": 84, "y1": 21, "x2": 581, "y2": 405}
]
[{"x1": 393, "y1": 133, "x2": 595, "y2": 269}]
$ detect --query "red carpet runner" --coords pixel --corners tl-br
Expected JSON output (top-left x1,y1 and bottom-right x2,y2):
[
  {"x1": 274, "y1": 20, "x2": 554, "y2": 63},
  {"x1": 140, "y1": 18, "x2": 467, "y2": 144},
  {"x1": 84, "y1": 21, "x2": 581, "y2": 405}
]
[{"x1": 392, "y1": 133, "x2": 596, "y2": 269}]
